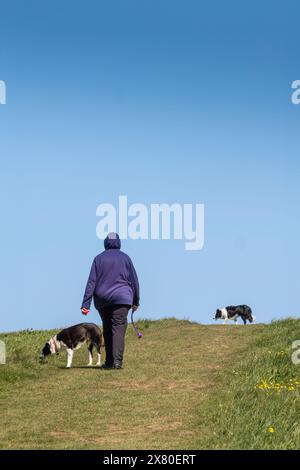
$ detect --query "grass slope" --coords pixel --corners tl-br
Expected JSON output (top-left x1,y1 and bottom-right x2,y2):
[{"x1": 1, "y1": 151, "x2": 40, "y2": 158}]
[{"x1": 0, "y1": 318, "x2": 299, "y2": 449}]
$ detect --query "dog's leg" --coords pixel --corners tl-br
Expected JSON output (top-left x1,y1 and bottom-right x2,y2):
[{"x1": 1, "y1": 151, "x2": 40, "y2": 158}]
[
  {"x1": 66, "y1": 349, "x2": 74, "y2": 368},
  {"x1": 96, "y1": 352, "x2": 101, "y2": 366},
  {"x1": 88, "y1": 351, "x2": 93, "y2": 366},
  {"x1": 95, "y1": 341, "x2": 101, "y2": 366},
  {"x1": 87, "y1": 343, "x2": 93, "y2": 366}
]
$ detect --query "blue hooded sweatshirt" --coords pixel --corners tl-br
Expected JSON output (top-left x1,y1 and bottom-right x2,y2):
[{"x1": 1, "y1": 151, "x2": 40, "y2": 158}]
[{"x1": 81, "y1": 233, "x2": 140, "y2": 310}]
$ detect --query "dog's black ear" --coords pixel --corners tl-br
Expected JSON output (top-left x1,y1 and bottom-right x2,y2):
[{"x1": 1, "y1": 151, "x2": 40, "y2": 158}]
[{"x1": 42, "y1": 342, "x2": 51, "y2": 356}]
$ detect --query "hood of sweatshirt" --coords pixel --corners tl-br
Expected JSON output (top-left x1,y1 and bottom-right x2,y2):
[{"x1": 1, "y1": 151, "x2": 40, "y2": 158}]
[{"x1": 104, "y1": 232, "x2": 121, "y2": 250}]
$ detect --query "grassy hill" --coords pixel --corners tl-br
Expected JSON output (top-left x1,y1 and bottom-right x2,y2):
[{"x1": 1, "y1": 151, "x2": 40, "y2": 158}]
[{"x1": 0, "y1": 318, "x2": 299, "y2": 449}]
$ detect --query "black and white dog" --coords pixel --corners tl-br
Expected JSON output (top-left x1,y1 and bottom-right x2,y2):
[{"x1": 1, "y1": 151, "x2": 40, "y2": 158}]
[
  {"x1": 214, "y1": 305, "x2": 255, "y2": 325},
  {"x1": 40, "y1": 323, "x2": 103, "y2": 368}
]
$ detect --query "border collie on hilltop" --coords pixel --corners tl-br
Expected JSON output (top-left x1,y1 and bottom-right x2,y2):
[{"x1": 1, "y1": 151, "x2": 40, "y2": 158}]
[
  {"x1": 214, "y1": 305, "x2": 255, "y2": 325},
  {"x1": 40, "y1": 323, "x2": 103, "y2": 368}
]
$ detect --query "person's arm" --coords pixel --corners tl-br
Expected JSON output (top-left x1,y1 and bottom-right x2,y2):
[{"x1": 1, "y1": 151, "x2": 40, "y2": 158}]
[
  {"x1": 129, "y1": 259, "x2": 140, "y2": 307},
  {"x1": 81, "y1": 258, "x2": 98, "y2": 313}
]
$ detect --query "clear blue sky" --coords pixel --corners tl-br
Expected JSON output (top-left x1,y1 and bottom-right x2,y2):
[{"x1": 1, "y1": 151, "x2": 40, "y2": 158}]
[{"x1": 0, "y1": 1, "x2": 299, "y2": 331}]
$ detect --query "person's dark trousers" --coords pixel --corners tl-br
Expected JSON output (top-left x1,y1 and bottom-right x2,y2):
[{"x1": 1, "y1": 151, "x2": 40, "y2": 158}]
[{"x1": 99, "y1": 305, "x2": 130, "y2": 367}]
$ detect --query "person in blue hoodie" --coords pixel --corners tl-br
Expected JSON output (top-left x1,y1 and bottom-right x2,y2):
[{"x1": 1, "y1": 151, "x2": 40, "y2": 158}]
[{"x1": 81, "y1": 232, "x2": 140, "y2": 369}]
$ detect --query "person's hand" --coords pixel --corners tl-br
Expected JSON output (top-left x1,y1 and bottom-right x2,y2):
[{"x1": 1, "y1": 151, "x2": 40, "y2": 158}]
[
  {"x1": 81, "y1": 308, "x2": 90, "y2": 315},
  {"x1": 132, "y1": 305, "x2": 138, "y2": 312}
]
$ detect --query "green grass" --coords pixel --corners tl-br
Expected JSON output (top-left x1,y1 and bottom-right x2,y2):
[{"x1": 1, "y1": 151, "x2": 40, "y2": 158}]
[
  {"x1": 0, "y1": 318, "x2": 299, "y2": 449},
  {"x1": 198, "y1": 318, "x2": 300, "y2": 449}
]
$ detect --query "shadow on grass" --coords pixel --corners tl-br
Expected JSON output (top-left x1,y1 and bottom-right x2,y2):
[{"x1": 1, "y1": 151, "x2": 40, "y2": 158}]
[{"x1": 57, "y1": 366, "x2": 102, "y2": 370}]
